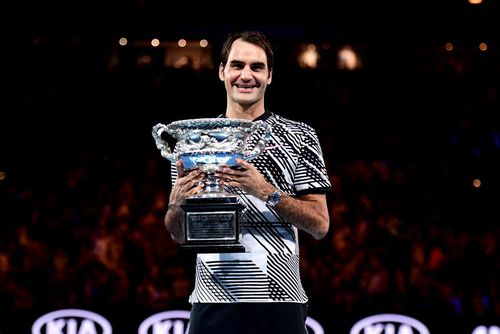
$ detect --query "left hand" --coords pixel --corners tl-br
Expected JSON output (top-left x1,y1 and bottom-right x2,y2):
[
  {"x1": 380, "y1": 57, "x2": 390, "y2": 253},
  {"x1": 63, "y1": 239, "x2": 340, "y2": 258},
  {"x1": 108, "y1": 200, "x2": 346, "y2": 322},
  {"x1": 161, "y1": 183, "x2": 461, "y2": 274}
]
[{"x1": 215, "y1": 158, "x2": 274, "y2": 201}]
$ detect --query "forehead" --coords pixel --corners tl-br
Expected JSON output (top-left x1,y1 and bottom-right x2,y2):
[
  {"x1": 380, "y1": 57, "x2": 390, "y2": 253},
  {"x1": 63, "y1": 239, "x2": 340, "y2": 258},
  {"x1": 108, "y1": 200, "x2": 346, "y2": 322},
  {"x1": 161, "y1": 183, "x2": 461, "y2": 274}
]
[{"x1": 227, "y1": 39, "x2": 268, "y2": 65}]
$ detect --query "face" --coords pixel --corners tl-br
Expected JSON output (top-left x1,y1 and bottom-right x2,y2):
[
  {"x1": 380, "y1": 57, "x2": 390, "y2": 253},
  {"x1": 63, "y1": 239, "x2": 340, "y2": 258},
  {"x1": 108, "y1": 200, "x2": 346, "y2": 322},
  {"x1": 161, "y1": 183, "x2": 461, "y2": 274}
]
[{"x1": 219, "y1": 39, "x2": 273, "y2": 107}]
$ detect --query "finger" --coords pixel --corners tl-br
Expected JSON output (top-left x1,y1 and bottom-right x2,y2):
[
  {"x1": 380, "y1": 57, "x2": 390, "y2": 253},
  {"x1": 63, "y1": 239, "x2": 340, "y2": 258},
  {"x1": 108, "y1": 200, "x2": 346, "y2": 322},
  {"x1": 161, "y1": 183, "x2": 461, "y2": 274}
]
[
  {"x1": 179, "y1": 169, "x2": 204, "y2": 185},
  {"x1": 236, "y1": 158, "x2": 252, "y2": 170},
  {"x1": 217, "y1": 166, "x2": 246, "y2": 177},
  {"x1": 188, "y1": 183, "x2": 205, "y2": 196},
  {"x1": 175, "y1": 178, "x2": 202, "y2": 198},
  {"x1": 183, "y1": 177, "x2": 202, "y2": 189},
  {"x1": 176, "y1": 160, "x2": 186, "y2": 177},
  {"x1": 219, "y1": 178, "x2": 240, "y2": 187}
]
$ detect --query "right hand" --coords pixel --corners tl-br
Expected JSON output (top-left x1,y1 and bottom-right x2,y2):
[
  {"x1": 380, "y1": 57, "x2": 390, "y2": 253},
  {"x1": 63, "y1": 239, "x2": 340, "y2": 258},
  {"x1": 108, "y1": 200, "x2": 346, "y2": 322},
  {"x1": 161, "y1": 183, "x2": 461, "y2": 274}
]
[{"x1": 168, "y1": 160, "x2": 205, "y2": 206}]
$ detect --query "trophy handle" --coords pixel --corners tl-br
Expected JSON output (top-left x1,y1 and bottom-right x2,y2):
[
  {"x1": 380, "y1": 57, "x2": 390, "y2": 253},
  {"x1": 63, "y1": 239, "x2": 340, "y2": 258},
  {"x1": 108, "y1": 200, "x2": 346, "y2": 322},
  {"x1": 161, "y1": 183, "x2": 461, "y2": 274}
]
[
  {"x1": 152, "y1": 123, "x2": 177, "y2": 162},
  {"x1": 243, "y1": 120, "x2": 271, "y2": 161}
]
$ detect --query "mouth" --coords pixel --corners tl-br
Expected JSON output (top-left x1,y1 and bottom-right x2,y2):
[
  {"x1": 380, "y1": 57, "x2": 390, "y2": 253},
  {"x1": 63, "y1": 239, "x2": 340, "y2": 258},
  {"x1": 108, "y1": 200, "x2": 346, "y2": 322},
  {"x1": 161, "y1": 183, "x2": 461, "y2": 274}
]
[{"x1": 235, "y1": 84, "x2": 258, "y2": 89}]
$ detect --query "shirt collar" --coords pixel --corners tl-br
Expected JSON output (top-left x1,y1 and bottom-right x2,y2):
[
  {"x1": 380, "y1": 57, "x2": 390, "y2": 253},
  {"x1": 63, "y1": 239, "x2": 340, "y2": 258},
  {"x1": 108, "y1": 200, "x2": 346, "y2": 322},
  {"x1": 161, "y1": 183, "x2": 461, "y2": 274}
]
[{"x1": 218, "y1": 109, "x2": 272, "y2": 121}]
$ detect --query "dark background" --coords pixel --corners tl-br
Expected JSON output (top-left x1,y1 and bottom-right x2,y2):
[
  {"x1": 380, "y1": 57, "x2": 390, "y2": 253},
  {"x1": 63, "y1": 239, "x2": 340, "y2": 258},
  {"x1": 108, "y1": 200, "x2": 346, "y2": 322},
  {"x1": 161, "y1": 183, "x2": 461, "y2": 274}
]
[{"x1": 1, "y1": 1, "x2": 499, "y2": 333}]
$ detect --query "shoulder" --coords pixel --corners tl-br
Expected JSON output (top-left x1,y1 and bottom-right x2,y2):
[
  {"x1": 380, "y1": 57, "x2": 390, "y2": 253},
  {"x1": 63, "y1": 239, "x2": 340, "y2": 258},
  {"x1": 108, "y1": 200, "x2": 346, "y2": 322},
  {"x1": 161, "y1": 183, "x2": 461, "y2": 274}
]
[{"x1": 268, "y1": 113, "x2": 318, "y2": 135}]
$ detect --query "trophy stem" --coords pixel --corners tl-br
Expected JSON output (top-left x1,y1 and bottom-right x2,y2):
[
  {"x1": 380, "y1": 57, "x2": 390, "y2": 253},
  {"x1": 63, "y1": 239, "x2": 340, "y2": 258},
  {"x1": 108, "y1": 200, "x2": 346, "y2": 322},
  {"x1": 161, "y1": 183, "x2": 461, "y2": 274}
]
[
  {"x1": 204, "y1": 172, "x2": 219, "y2": 193},
  {"x1": 189, "y1": 171, "x2": 230, "y2": 198}
]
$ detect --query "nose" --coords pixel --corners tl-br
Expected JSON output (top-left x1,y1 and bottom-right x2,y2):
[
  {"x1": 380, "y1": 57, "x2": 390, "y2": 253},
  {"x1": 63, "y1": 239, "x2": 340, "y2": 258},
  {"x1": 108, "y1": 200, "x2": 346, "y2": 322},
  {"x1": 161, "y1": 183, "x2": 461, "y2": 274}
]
[{"x1": 240, "y1": 66, "x2": 253, "y2": 80}]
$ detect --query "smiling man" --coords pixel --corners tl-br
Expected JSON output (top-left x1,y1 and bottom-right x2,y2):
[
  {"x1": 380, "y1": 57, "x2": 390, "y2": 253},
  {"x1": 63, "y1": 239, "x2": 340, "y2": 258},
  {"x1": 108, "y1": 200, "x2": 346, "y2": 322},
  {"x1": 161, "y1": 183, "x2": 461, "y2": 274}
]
[{"x1": 164, "y1": 30, "x2": 332, "y2": 334}]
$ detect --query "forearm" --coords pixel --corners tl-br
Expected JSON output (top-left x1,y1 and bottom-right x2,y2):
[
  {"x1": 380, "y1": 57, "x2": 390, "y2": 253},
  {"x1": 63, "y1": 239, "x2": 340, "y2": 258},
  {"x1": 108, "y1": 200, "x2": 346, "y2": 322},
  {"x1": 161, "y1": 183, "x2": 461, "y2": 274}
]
[
  {"x1": 215, "y1": 159, "x2": 330, "y2": 239},
  {"x1": 255, "y1": 182, "x2": 329, "y2": 240},
  {"x1": 273, "y1": 193, "x2": 329, "y2": 240},
  {"x1": 164, "y1": 204, "x2": 185, "y2": 243}
]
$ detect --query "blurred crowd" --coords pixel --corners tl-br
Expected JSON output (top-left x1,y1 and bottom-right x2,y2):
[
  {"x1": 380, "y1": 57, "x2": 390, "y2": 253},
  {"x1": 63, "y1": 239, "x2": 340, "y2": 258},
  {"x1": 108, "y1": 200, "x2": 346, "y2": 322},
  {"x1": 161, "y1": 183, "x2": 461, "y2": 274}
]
[{"x1": 1, "y1": 146, "x2": 498, "y2": 322}]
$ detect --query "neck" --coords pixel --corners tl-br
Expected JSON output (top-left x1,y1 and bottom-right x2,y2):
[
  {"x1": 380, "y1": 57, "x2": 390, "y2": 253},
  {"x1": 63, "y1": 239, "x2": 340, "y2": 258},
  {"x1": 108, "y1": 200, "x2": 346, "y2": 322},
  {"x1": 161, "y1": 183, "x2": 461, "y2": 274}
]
[{"x1": 226, "y1": 101, "x2": 265, "y2": 120}]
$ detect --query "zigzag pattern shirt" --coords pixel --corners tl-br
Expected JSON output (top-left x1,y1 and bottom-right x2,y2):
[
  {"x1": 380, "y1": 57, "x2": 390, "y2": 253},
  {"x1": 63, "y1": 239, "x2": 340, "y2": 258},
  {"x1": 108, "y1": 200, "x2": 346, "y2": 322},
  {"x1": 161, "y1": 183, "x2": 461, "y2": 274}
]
[{"x1": 170, "y1": 111, "x2": 332, "y2": 303}]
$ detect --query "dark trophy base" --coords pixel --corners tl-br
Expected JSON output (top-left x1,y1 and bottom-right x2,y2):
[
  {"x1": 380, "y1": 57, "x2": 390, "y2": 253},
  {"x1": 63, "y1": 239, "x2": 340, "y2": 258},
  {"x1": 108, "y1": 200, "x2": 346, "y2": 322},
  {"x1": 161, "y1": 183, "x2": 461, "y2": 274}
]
[{"x1": 179, "y1": 195, "x2": 245, "y2": 253}]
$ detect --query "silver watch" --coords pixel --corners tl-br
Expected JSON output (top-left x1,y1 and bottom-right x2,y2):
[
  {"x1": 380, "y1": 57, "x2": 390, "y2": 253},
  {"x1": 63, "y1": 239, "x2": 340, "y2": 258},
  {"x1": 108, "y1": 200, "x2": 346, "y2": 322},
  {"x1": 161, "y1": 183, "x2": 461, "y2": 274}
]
[{"x1": 266, "y1": 189, "x2": 282, "y2": 207}]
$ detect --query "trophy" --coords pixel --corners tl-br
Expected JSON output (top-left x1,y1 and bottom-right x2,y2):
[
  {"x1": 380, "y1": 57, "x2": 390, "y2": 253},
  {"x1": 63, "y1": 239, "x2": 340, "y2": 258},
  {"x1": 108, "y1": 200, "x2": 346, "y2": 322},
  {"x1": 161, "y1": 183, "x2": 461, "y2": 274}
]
[{"x1": 152, "y1": 118, "x2": 271, "y2": 253}]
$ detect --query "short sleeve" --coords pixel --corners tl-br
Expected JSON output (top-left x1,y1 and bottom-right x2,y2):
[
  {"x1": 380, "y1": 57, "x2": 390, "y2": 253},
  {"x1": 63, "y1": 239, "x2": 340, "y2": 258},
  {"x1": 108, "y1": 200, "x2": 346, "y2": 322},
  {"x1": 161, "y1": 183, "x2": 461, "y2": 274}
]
[{"x1": 294, "y1": 125, "x2": 332, "y2": 194}]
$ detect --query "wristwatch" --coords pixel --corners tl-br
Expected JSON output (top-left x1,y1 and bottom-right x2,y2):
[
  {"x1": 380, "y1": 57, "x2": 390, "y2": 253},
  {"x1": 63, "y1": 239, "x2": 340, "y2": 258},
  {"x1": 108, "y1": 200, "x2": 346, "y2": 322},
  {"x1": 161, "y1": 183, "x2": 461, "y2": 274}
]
[{"x1": 266, "y1": 189, "x2": 282, "y2": 207}]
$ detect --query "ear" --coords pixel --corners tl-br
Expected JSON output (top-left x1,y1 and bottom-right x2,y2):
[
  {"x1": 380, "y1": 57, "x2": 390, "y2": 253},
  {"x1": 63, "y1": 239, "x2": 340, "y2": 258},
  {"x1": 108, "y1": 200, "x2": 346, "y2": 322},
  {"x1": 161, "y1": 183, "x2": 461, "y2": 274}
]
[
  {"x1": 267, "y1": 70, "x2": 273, "y2": 85},
  {"x1": 219, "y1": 63, "x2": 225, "y2": 81}
]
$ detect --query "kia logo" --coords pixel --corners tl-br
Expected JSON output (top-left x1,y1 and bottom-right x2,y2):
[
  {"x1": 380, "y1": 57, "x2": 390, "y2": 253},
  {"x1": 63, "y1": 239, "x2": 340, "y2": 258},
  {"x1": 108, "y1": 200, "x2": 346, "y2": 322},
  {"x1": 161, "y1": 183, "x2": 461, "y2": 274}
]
[
  {"x1": 472, "y1": 326, "x2": 500, "y2": 334},
  {"x1": 350, "y1": 313, "x2": 430, "y2": 334},
  {"x1": 138, "y1": 310, "x2": 191, "y2": 334},
  {"x1": 32, "y1": 309, "x2": 112, "y2": 334},
  {"x1": 138, "y1": 310, "x2": 324, "y2": 334},
  {"x1": 305, "y1": 316, "x2": 325, "y2": 334}
]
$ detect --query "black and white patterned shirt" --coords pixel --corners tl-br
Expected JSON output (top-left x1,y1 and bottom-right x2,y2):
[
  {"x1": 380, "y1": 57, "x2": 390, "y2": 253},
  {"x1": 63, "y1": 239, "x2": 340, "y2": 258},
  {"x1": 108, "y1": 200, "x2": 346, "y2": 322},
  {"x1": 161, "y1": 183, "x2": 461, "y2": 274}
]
[{"x1": 171, "y1": 111, "x2": 332, "y2": 303}]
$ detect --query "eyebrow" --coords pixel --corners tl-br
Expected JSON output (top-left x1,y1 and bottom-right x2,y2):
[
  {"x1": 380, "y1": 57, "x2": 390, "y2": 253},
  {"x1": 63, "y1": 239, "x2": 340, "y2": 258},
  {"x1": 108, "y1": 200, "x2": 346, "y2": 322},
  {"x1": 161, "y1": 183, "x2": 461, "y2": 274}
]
[{"x1": 229, "y1": 60, "x2": 266, "y2": 68}]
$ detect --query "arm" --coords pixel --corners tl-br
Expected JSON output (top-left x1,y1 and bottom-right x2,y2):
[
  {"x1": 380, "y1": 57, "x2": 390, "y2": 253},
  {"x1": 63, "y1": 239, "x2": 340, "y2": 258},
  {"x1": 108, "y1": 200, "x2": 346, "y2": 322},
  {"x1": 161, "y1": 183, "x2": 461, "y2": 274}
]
[
  {"x1": 165, "y1": 160, "x2": 205, "y2": 243},
  {"x1": 265, "y1": 192, "x2": 329, "y2": 240},
  {"x1": 216, "y1": 159, "x2": 330, "y2": 240}
]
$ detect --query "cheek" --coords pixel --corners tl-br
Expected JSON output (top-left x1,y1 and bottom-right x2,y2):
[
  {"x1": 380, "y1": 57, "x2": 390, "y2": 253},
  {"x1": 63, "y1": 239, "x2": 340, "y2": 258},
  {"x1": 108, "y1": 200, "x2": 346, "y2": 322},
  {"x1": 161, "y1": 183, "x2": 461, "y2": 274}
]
[
  {"x1": 256, "y1": 74, "x2": 270, "y2": 84},
  {"x1": 224, "y1": 76, "x2": 239, "y2": 88},
  {"x1": 225, "y1": 71, "x2": 239, "y2": 81}
]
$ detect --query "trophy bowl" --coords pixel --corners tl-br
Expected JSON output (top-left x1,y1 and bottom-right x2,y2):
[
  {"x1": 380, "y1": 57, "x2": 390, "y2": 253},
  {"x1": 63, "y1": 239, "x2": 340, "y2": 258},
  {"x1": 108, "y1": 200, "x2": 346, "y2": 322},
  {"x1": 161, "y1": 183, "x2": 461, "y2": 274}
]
[
  {"x1": 153, "y1": 118, "x2": 270, "y2": 196},
  {"x1": 152, "y1": 118, "x2": 271, "y2": 253}
]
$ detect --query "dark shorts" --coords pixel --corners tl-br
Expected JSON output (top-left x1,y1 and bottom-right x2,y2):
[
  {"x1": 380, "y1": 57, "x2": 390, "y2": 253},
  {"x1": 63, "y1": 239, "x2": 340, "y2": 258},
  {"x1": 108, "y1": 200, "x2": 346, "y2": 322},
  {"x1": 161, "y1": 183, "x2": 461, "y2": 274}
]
[{"x1": 188, "y1": 302, "x2": 309, "y2": 334}]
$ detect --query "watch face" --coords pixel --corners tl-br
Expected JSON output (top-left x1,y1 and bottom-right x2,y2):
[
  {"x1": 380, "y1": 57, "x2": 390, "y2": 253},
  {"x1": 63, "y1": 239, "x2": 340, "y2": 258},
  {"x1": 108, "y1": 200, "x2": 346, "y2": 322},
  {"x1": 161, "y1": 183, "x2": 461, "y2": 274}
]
[{"x1": 267, "y1": 190, "x2": 281, "y2": 207}]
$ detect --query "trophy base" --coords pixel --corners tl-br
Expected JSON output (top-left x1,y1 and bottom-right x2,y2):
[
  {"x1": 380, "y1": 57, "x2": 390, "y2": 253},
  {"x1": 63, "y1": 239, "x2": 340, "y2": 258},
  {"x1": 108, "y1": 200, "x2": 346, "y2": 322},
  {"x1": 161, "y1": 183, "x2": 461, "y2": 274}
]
[
  {"x1": 180, "y1": 195, "x2": 245, "y2": 254},
  {"x1": 178, "y1": 242, "x2": 245, "y2": 254}
]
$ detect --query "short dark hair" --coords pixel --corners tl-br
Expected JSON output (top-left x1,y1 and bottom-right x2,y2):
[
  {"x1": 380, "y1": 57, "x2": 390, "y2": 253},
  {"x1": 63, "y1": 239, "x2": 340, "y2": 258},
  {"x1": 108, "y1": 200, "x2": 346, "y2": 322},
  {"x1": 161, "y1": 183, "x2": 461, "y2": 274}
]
[{"x1": 220, "y1": 31, "x2": 274, "y2": 71}]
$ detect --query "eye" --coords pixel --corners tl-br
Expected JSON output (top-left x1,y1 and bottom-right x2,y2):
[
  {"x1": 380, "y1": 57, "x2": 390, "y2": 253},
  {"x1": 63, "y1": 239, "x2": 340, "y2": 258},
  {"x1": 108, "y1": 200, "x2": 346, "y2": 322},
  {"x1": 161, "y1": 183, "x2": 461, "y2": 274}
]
[
  {"x1": 229, "y1": 61, "x2": 244, "y2": 70},
  {"x1": 251, "y1": 64, "x2": 265, "y2": 71}
]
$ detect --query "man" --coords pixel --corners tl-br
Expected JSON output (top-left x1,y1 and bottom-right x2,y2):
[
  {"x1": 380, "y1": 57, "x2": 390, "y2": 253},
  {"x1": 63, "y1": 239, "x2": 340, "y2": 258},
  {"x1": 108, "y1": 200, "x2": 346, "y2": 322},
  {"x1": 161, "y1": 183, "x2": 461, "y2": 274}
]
[{"x1": 165, "y1": 30, "x2": 332, "y2": 334}]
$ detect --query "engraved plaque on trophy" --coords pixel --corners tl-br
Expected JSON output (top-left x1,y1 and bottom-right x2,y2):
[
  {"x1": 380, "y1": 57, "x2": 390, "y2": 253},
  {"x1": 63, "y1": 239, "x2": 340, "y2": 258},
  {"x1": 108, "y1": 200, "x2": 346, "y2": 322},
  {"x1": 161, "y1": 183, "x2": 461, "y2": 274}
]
[{"x1": 152, "y1": 118, "x2": 271, "y2": 253}]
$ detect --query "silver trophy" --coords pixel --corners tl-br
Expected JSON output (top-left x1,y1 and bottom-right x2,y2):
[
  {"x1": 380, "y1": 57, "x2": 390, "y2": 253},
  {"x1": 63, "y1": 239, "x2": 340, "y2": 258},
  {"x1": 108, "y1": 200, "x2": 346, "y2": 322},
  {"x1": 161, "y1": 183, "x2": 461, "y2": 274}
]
[{"x1": 152, "y1": 118, "x2": 271, "y2": 253}]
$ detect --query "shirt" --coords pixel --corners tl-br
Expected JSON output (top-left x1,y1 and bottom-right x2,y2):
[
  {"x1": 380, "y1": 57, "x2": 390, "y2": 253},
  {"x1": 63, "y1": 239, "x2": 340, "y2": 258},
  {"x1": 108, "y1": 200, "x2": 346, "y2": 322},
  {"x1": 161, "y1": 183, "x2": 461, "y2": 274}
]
[{"x1": 171, "y1": 111, "x2": 332, "y2": 303}]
